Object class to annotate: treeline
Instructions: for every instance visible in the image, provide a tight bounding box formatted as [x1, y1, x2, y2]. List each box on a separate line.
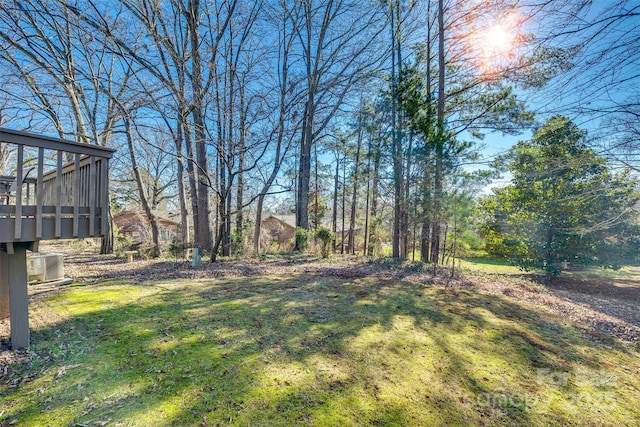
[0, 0, 637, 266]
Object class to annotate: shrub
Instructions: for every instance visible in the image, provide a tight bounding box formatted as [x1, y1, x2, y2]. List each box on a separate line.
[168, 238, 185, 259]
[314, 227, 334, 258]
[295, 227, 309, 251]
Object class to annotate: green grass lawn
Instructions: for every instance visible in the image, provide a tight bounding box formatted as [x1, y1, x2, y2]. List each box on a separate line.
[461, 257, 640, 280]
[562, 266, 640, 281]
[1, 274, 639, 426]
[459, 258, 524, 274]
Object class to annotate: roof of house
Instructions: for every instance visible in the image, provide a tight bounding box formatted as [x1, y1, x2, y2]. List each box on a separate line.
[113, 210, 181, 231]
[263, 214, 296, 228]
[262, 214, 338, 230]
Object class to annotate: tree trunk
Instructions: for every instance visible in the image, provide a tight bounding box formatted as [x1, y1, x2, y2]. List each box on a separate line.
[223, 191, 232, 257]
[235, 83, 247, 245]
[390, 1, 400, 258]
[363, 134, 372, 256]
[421, 0, 434, 264]
[100, 205, 113, 254]
[348, 113, 363, 254]
[176, 118, 189, 245]
[432, 0, 446, 266]
[294, 3, 315, 240]
[332, 155, 340, 253]
[420, 180, 432, 262]
[187, 0, 212, 253]
[390, 0, 405, 259]
[402, 132, 413, 258]
[125, 116, 160, 257]
[295, 89, 314, 237]
[254, 195, 266, 255]
[368, 139, 381, 257]
[340, 159, 348, 254]
[211, 218, 226, 262]
[182, 114, 199, 247]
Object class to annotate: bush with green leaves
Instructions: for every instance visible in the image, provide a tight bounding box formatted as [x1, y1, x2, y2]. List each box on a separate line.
[294, 227, 309, 252]
[314, 227, 334, 258]
[168, 238, 184, 259]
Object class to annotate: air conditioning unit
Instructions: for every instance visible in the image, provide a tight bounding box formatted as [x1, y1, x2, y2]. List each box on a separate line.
[44, 253, 64, 282]
[27, 255, 46, 282]
[26, 253, 64, 283]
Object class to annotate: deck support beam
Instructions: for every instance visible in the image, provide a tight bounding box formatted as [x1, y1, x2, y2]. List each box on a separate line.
[1, 242, 35, 349]
[0, 250, 8, 319]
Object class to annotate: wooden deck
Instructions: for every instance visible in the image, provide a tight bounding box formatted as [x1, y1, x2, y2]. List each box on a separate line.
[0, 128, 114, 349]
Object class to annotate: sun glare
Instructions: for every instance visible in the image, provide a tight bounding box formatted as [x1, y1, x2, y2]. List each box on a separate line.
[484, 24, 513, 55]
[473, 10, 522, 73]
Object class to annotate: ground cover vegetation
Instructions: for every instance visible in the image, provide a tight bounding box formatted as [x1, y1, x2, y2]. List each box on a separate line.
[1, 254, 639, 426]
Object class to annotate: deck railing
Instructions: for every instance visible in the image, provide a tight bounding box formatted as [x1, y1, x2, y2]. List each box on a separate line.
[0, 128, 115, 243]
[0, 128, 116, 349]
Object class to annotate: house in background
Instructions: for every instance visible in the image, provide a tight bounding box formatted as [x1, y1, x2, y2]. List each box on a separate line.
[260, 214, 296, 250]
[113, 210, 181, 244]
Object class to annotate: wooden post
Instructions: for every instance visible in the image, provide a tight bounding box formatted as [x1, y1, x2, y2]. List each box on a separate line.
[73, 153, 81, 237]
[36, 147, 44, 239]
[14, 145, 23, 240]
[8, 244, 29, 349]
[101, 158, 109, 237]
[55, 151, 63, 238]
[89, 156, 96, 236]
[124, 250, 137, 263]
[0, 250, 8, 319]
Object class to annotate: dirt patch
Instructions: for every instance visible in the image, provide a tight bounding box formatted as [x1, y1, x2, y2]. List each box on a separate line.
[465, 273, 640, 344]
[538, 271, 640, 343]
[546, 271, 640, 303]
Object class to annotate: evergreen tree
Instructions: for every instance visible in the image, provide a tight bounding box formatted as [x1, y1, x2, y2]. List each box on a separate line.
[482, 116, 640, 274]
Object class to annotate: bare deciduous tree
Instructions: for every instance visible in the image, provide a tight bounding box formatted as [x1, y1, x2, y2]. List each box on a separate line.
[292, 0, 386, 247]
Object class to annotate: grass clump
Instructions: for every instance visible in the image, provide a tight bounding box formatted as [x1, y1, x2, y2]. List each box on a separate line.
[1, 275, 639, 426]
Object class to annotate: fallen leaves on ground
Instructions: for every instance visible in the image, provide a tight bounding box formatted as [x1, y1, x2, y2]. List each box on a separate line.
[2, 242, 639, 348]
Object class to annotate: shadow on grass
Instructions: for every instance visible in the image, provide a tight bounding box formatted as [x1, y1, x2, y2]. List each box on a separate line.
[1, 273, 638, 426]
[518, 272, 640, 337]
[544, 274, 640, 304]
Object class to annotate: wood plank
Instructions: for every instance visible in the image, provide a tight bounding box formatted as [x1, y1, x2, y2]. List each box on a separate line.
[0, 205, 90, 215]
[14, 145, 23, 240]
[73, 153, 80, 237]
[101, 158, 109, 236]
[8, 244, 29, 349]
[55, 151, 62, 238]
[36, 147, 44, 239]
[0, 250, 8, 319]
[89, 156, 96, 236]
[0, 217, 93, 242]
[0, 128, 115, 158]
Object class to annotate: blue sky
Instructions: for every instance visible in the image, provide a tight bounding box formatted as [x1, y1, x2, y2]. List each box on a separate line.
[472, 1, 640, 192]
